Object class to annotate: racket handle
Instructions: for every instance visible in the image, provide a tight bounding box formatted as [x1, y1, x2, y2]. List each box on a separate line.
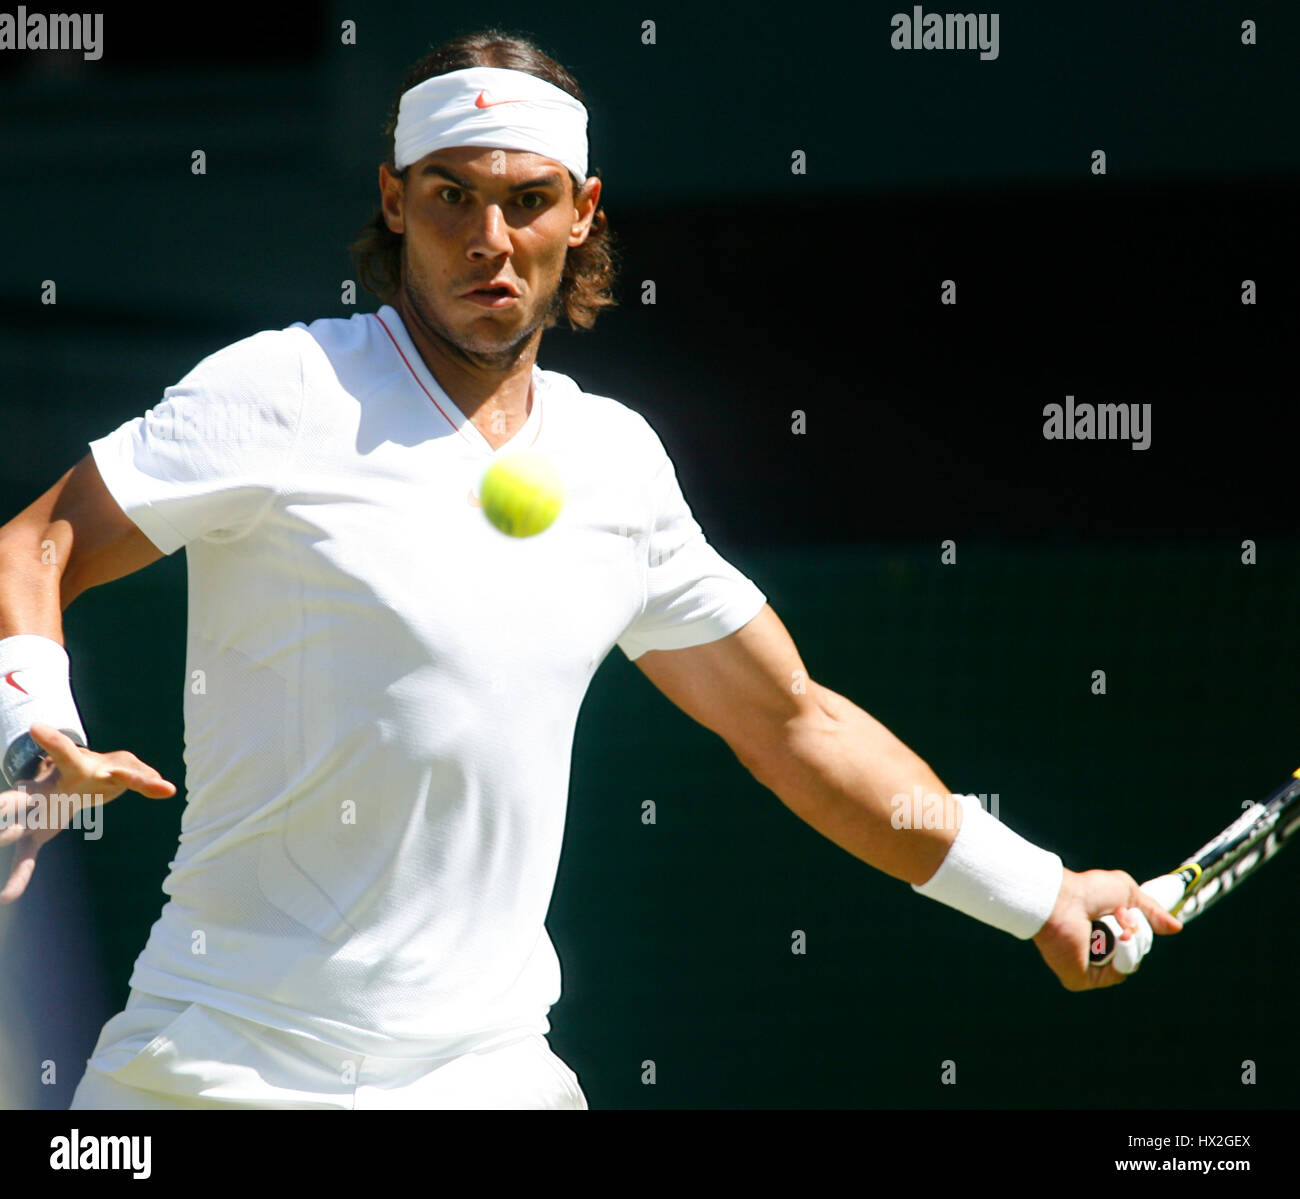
[1088, 874, 1187, 967]
[1088, 914, 1127, 967]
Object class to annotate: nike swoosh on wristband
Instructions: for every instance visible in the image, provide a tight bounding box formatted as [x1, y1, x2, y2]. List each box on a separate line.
[467, 489, 482, 508]
[4, 671, 28, 695]
[475, 92, 527, 108]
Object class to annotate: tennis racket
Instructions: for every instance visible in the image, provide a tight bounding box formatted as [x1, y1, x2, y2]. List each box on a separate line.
[1090, 766, 1300, 967]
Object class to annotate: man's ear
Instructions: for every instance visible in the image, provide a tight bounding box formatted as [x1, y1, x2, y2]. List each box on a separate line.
[379, 163, 405, 235]
[569, 176, 601, 247]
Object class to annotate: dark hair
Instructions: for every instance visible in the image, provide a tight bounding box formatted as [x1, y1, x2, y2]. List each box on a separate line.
[349, 29, 619, 332]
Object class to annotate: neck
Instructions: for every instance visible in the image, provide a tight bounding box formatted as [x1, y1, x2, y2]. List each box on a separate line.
[393, 292, 539, 434]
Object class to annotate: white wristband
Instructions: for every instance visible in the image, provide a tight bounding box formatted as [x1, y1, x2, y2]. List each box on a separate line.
[0, 635, 88, 786]
[911, 793, 1063, 939]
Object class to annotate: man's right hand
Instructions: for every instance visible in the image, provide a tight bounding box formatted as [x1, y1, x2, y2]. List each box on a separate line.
[1032, 865, 1183, 990]
[0, 722, 176, 903]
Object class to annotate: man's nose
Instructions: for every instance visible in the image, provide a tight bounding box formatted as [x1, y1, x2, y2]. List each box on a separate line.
[469, 203, 513, 257]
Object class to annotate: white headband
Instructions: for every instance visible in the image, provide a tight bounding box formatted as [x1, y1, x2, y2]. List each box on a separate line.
[393, 66, 588, 185]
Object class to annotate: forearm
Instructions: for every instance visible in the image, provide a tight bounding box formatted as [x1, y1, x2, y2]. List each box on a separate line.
[746, 681, 960, 886]
[0, 520, 71, 641]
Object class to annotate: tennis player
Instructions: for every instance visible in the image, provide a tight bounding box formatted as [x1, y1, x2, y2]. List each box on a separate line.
[0, 30, 1180, 1110]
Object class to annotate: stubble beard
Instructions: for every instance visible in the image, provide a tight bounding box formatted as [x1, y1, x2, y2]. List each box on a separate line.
[399, 241, 566, 373]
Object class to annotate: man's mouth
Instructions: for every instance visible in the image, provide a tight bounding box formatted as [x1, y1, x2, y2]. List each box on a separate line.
[462, 286, 520, 309]
[462, 278, 521, 297]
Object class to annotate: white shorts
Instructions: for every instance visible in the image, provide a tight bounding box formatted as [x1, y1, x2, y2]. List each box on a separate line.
[70, 990, 588, 1110]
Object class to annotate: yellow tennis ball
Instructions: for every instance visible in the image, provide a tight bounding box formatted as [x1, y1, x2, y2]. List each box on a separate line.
[479, 450, 565, 538]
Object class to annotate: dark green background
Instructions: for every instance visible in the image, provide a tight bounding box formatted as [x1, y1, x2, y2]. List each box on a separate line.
[2, 0, 1297, 1110]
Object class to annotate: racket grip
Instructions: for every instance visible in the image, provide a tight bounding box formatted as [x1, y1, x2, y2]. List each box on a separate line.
[1089, 874, 1187, 967]
[1089, 914, 1126, 967]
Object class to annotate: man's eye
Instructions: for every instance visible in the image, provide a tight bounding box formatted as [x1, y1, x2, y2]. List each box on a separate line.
[436, 188, 544, 209]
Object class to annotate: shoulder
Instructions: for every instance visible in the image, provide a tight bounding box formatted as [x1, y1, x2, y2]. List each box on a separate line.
[155, 322, 322, 447]
[536, 367, 670, 467]
[178, 310, 399, 408]
[175, 323, 312, 388]
[186, 310, 389, 380]
[288, 309, 417, 402]
[292, 309, 391, 360]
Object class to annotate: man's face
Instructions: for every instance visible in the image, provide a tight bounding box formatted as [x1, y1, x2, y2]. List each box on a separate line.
[380, 146, 601, 365]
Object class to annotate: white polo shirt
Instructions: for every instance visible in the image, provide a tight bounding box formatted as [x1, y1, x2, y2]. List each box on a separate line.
[87, 305, 766, 1058]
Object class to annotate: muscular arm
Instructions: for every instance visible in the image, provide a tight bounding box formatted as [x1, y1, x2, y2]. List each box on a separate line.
[635, 603, 1184, 990]
[633, 604, 961, 885]
[0, 452, 163, 639]
[0, 453, 175, 904]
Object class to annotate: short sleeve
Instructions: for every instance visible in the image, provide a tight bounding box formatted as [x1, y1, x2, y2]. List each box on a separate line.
[88, 329, 306, 555]
[616, 431, 767, 662]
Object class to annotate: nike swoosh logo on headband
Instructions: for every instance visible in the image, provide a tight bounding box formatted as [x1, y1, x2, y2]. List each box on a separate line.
[475, 92, 527, 108]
